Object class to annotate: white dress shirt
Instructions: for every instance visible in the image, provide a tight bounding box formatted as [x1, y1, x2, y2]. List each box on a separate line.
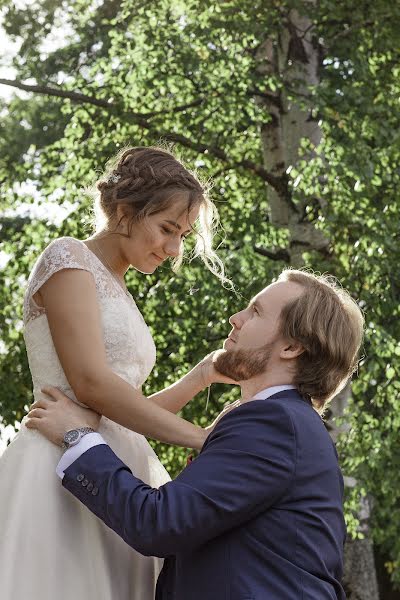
[56, 384, 297, 479]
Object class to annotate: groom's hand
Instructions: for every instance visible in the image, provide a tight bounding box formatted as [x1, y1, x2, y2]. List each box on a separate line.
[25, 386, 101, 446]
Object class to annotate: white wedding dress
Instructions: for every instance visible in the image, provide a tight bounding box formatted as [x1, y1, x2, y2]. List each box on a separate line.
[0, 237, 171, 600]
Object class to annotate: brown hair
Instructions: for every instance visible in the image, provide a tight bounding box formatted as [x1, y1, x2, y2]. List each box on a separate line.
[277, 269, 364, 413]
[89, 146, 231, 286]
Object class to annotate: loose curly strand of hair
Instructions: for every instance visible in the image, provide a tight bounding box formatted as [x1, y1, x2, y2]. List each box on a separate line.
[85, 145, 234, 289]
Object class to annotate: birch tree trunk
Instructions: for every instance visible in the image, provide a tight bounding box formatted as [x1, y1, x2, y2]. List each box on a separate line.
[254, 6, 379, 599]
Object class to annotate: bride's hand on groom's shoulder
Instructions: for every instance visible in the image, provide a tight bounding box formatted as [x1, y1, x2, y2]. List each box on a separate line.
[204, 400, 242, 435]
[198, 351, 238, 388]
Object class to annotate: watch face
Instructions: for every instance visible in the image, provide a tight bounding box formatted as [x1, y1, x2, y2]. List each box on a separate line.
[64, 430, 80, 445]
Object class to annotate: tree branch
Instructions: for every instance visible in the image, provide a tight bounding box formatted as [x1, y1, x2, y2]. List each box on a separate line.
[0, 78, 114, 109]
[253, 245, 290, 262]
[0, 78, 282, 189]
[248, 88, 283, 110]
[327, 15, 393, 42]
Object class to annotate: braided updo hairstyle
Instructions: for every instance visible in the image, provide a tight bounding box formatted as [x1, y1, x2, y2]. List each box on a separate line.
[91, 146, 230, 285]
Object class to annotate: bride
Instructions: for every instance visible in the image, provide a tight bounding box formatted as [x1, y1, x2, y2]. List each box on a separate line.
[0, 146, 232, 600]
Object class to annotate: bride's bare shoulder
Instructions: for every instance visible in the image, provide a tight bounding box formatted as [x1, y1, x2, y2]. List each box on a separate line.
[29, 235, 94, 311]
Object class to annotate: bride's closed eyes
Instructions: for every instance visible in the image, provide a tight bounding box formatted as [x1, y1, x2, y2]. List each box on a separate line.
[160, 225, 191, 240]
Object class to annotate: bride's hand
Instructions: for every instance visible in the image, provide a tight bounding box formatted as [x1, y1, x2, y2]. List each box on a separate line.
[25, 386, 101, 446]
[198, 351, 239, 388]
[204, 400, 242, 435]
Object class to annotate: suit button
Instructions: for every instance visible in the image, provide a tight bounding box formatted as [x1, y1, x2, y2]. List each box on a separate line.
[82, 478, 89, 487]
[92, 487, 99, 496]
[87, 482, 94, 492]
[77, 474, 84, 482]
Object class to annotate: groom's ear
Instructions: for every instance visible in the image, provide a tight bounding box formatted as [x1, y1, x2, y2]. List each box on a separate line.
[280, 339, 305, 361]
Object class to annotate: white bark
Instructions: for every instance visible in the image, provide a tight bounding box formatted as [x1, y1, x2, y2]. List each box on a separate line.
[255, 6, 379, 598]
[344, 537, 380, 600]
[256, 7, 328, 266]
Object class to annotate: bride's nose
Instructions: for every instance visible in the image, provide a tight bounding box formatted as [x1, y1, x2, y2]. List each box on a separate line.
[164, 237, 181, 258]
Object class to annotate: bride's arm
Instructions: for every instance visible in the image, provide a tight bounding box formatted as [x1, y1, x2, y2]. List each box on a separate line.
[148, 364, 207, 414]
[37, 269, 207, 449]
[149, 354, 236, 414]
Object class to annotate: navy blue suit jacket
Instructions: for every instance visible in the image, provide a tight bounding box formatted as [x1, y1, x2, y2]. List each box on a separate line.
[63, 390, 346, 599]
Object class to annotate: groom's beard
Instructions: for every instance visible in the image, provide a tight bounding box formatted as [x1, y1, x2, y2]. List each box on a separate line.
[213, 342, 274, 381]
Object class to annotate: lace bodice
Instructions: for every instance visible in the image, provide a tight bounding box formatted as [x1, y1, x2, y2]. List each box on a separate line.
[23, 237, 156, 404]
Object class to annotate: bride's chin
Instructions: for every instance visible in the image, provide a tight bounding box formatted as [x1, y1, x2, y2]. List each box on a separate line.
[134, 265, 157, 275]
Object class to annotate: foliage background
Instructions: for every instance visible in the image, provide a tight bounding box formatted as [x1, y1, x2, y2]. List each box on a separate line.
[0, 0, 399, 595]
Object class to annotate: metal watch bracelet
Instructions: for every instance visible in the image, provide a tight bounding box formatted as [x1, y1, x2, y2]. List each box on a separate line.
[61, 427, 96, 450]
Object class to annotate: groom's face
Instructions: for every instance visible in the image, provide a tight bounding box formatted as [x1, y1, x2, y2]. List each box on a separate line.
[214, 281, 303, 380]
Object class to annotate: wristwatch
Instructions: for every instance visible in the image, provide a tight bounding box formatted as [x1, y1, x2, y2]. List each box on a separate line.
[62, 427, 96, 450]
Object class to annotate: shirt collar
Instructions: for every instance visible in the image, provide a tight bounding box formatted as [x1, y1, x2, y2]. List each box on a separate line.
[251, 384, 297, 401]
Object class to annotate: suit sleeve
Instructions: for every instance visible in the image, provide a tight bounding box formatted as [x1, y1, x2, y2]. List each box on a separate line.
[62, 401, 296, 556]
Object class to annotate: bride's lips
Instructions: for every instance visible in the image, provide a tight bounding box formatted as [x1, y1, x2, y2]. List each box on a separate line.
[152, 253, 164, 263]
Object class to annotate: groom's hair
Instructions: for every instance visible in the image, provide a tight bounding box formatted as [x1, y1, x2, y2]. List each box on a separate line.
[277, 269, 364, 413]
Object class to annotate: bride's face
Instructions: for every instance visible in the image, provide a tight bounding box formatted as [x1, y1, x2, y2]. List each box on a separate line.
[120, 196, 200, 274]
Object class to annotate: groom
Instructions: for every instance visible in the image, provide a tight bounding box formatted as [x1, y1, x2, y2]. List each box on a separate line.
[27, 269, 364, 599]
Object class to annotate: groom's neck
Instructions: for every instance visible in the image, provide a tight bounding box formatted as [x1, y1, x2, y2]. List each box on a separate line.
[240, 372, 294, 402]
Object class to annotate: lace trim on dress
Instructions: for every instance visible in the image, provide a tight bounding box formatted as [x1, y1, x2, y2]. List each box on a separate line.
[23, 237, 134, 325]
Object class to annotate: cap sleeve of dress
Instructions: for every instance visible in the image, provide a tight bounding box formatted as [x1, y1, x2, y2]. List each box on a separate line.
[24, 237, 93, 324]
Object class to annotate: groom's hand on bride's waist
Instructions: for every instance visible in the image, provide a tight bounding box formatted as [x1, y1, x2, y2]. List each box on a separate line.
[25, 386, 101, 446]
